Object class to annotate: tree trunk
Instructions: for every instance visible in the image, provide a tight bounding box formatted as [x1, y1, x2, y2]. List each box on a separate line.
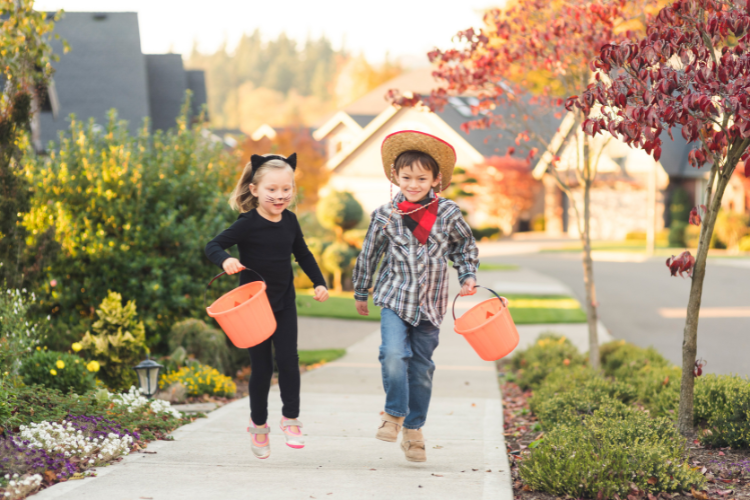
[677, 165, 732, 435]
[581, 137, 600, 369]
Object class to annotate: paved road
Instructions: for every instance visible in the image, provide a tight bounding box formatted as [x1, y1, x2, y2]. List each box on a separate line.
[487, 252, 750, 376]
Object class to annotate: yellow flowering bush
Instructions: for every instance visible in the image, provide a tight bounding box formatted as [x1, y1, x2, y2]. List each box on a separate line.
[159, 363, 235, 398]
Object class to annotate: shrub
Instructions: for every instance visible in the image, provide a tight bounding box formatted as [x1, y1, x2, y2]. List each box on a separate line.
[79, 291, 147, 391]
[510, 334, 585, 390]
[19, 350, 95, 395]
[159, 362, 236, 397]
[0, 288, 45, 377]
[520, 409, 705, 499]
[20, 108, 237, 350]
[625, 231, 646, 240]
[531, 367, 637, 430]
[471, 226, 501, 241]
[168, 319, 232, 375]
[714, 209, 749, 251]
[694, 374, 750, 448]
[321, 241, 358, 291]
[739, 234, 750, 252]
[316, 191, 364, 238]
[633, 365, 681, 418]
[599, 340, 670, 379]
[668, 221, 687, 247]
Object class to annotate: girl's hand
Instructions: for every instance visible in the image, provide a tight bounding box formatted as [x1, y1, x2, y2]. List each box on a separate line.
[355, 301, 369, 316]
[460, 278, 477, 296]
[222, 258, 244, 275]
[313, 286, 329, 302]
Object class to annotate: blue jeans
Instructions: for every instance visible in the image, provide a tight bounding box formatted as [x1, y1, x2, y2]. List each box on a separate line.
[379, 308, 440, 429]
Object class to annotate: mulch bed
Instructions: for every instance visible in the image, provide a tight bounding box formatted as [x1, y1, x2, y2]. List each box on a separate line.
[499, 380, 750, 500]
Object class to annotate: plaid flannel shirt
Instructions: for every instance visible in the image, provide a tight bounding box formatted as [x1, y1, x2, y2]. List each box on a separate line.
[352, 193, 479, 327]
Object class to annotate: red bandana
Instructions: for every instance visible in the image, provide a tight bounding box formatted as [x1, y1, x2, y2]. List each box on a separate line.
[397, 199, 438, 245]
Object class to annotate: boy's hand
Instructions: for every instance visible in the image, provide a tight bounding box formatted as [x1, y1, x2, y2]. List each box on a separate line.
[355, 300, 369, 316]
[460, 278, 477, 296]
[313, 286, 329, 302]
[222, 258, 244, 275]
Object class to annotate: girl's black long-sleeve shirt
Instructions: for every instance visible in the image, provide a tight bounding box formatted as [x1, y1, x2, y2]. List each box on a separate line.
[205, 209, 327, 311]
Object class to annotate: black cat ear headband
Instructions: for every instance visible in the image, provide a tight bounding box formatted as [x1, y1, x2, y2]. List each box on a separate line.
[249, 153, 297, 182]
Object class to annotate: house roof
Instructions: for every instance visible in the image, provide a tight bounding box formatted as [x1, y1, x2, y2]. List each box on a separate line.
[435, 96, 564, 160]
[38, 12, 150, 145]
[145, 54, 186, 131]
[186, 70, 208, 119]
[38, 12, 207, 146]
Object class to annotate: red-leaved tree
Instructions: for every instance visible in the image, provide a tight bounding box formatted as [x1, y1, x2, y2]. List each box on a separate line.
[571, 0, 750, 434]
[458, 156, 540, 235]
[390, 0, 662, 368]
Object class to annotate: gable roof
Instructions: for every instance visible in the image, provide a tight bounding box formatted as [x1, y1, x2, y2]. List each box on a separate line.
[38, 12, 150, 145]
[145, 54, 186, 131]
[37, 12, 207, 146]
[436, 96, 564, 161]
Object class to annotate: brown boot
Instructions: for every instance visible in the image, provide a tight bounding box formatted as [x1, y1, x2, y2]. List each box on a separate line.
[401, 427, 426, 462]
[375, 413, 404, 442]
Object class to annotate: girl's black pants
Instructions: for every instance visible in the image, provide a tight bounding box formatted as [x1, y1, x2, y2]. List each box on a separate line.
[248, 306, 300, 425]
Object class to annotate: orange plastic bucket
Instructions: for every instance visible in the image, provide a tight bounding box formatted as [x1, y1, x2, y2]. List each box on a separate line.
[205, 268, 277, 348]
[453, 286, 519, 361]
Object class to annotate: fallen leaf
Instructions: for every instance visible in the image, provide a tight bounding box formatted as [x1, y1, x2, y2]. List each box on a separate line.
[431, 474, 443, 477]
[648, 477, 658, 485]
[472, 468, 479, 471]
[471, 403, 476, 407]
[486, 469, 492, 472]
[433, 445, 444, 449]
[691, 488, 709, 500]
[44, 470, 56, 483]
[142, 451, 157, 454]
[716, 490, 733, 496]
[719, 451, 725, 456]
[369, 468, 376, 471]
[522, 485, 532, 491]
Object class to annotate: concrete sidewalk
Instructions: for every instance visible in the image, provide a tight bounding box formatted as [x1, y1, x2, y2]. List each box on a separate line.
[35, 277, 512, 500]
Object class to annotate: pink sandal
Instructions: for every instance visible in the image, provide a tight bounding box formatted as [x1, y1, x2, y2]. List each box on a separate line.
[280, 417, 305, 449]
[247, 422, 271, 459]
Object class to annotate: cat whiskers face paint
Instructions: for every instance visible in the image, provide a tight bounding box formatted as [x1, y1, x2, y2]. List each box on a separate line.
[264, 194, 292, 205]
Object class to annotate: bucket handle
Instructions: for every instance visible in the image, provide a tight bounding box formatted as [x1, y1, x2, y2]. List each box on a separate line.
[451, 286, 508, 321]
[204, 266, 266, 310]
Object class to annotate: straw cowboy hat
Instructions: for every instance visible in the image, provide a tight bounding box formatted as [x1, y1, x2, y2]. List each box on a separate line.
[381, 130, 456, 191]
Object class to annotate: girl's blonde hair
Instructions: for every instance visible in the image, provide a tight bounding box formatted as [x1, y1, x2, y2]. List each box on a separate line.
[229, 155, 295, 212]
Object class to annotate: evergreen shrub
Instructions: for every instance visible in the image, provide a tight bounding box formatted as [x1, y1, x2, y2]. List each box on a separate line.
[510, 334, 585, 390]
[520, 410, 705, 498]
[19, 350, 95, 395]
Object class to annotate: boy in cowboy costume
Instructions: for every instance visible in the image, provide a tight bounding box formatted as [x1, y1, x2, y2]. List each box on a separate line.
[352, 130, 479, 462]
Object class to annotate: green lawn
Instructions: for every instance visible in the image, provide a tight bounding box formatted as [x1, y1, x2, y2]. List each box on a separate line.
[296, 289, 585, 324]
[296, 290, 381, 321]
[503, 294, 587, 324]
[298, 349, 346, 366]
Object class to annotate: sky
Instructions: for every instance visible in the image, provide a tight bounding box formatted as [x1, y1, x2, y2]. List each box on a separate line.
[34, 0, 502, 64]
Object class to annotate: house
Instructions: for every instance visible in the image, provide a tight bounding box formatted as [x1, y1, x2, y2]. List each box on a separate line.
[35, 12, 207, 151]
[532, 121, 717, 240]
[313, 68, 561, 230]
